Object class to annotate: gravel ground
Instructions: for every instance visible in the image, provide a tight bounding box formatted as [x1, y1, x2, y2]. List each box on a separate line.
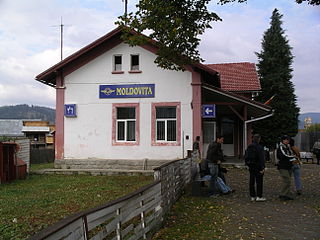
[215, 163, 320, 240]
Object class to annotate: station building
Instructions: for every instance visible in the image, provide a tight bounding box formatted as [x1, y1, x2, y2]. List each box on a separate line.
[36, 27, 272, 169]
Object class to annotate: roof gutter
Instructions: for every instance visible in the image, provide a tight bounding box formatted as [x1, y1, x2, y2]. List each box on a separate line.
[243, 110, 274, 152]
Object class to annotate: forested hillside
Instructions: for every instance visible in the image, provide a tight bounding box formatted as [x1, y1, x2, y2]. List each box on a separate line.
[0, 104, 55, 123]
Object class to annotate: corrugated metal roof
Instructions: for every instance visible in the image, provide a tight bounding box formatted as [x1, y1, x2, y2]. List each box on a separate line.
[0, 120, 24, 137]
[206, 62, 261, 92]
[21, 126, 50, 132]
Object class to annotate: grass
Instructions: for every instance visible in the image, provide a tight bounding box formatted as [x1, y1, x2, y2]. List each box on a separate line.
[0, 173, 153, 240]
[29, 162, 54, 171]
[152, 194, 227, 240]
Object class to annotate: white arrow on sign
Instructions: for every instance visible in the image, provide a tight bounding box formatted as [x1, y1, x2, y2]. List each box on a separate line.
[205, 107, 213, 115]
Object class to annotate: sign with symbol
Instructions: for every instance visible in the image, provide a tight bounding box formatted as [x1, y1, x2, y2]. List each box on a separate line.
[202, 104, 216, 118]
[99, 84, 155, 98]
[64, 104, 77, 117]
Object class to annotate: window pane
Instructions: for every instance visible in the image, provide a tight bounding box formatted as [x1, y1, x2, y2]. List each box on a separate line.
[115, 64, 121, 71]
[114, 55, 122, 71]
[156, 121, 165, 140]
[117, 121, 125, 140]
[127, 121, 136, 141]
[131, 55, 139, 70]
[167, 120, 176, 141]
[117, 107, 135, 119]
[156, 107, 176, 119]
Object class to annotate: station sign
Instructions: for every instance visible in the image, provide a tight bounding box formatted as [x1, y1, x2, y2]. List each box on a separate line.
[99, 84, 155, 98]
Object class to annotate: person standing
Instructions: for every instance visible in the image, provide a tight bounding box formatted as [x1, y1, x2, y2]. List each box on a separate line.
[206, 135, 224, 197]
[192, 135, 203, 180]
[193, 136, 201, 163]
[312, 139, 320, 165]
[245, 134, 266, 202]
[277, 135, 296, 200]
[290, 138, 302, 195]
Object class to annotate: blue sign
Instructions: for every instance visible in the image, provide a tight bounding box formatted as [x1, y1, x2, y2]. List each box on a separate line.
[99, 84, 155, 98]
[64, 104, 77, 117]
[202, 104, 216, 118]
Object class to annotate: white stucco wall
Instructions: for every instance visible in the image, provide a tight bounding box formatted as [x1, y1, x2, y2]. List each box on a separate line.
[64, 43, 193, 160]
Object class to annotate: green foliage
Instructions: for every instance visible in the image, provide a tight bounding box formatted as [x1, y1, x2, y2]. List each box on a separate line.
[116, 0, 221, 71]
[0, 174, 153, 239]
[306, 123, 320, 132]
[296, 0, 320, 5]
[0, 104, 55, 123]
[0, 136, 13, 142]
[253, 9, 299, 148]
[219, 0, 320, 5]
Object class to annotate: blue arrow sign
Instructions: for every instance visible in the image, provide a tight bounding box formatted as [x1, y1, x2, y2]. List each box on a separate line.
[64, 104, 77, 117]
[202, 104, 216, 118]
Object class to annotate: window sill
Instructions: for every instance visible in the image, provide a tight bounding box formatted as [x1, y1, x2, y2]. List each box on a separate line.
[128, 70, 142, 74]
[112, 141, 139, 146]
[112, 71, 124, 74]
[151, 141, 180, 146]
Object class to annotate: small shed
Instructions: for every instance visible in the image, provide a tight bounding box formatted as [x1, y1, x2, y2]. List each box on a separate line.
[0, 142, 27, 184]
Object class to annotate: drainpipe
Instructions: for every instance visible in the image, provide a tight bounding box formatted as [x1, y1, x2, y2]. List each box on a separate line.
[243, 110, 274, 153]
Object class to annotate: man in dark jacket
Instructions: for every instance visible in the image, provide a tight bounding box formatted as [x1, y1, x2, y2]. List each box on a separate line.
[277, 135, 296, 200]
[245, 134, 266, 202]
[206, 135, 224, 197]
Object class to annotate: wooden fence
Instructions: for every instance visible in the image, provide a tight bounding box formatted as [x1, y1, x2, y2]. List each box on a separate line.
[30, 148, 55, 164]
[29, 157, 197, 240]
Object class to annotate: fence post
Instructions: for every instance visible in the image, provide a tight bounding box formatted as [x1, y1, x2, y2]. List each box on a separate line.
[154, 169, 161, 181]
[116, 208, 122, 240]
[82, 216, 89, 240]
[139, 193, 147, 240]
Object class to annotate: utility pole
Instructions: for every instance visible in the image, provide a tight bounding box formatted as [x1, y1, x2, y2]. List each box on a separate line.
[51, 17, 70, 61]
[123, 0, 128, 16]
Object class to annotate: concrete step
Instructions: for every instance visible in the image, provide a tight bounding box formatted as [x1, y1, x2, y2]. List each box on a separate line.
[30, 168, 154, 176]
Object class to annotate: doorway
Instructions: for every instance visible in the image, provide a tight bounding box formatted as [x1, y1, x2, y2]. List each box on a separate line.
[221, 118, 235, 156]
[202, 121, 216, 158]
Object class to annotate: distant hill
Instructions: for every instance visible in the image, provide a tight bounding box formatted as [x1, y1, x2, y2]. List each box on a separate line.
[0, 104, 55, 123]
[299, 112, 320, 129]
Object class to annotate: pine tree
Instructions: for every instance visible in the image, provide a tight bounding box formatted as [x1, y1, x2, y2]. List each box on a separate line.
[253, 8, 300, 148]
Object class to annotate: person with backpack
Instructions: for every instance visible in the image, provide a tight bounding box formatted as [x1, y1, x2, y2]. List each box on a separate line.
[206, 135, 234, 197]
[245, 134, 266, 202]
[206, 135, 224, 197]
[290, 138, 302, 195]
[277, 135, 296, 200]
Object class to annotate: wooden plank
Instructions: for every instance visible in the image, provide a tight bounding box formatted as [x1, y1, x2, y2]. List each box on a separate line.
[120, 194, 161, 224]
[45, 218, 85, 240]
[87, 201, 127, 230]
[91, 190, 161, 239]
[87, 210, 116, 231]
[119, 223, 134, 239]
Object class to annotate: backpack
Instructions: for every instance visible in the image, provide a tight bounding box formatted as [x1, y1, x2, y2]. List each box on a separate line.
[245, 144, 258, 166]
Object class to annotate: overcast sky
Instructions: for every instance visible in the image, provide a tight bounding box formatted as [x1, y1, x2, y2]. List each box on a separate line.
[0, 0, 319, 113]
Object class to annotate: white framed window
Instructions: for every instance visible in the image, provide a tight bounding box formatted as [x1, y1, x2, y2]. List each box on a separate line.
[151, 102, 181, 146]
[156, 107, 177, 141]
[116, 107, 136, 142]
[130, 54, 139, 71]
[113, 55, 122, 71]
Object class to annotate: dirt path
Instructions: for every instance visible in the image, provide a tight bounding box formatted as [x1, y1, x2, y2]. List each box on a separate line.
[217, 163, 320, 240]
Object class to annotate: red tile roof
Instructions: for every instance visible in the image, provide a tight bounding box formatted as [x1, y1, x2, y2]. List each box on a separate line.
[206, 62, 261, 92]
